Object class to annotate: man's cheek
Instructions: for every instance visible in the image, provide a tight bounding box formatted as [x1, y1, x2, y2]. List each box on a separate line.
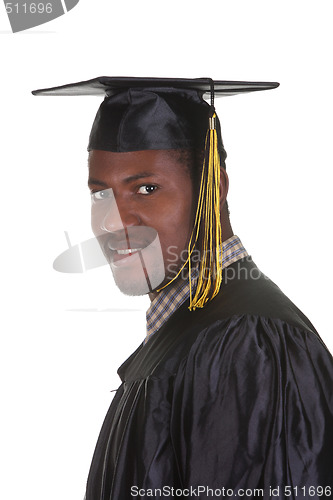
[164, 246, 179, 278]
[164, 246, 190, 279]
[167, 246, 178, 263]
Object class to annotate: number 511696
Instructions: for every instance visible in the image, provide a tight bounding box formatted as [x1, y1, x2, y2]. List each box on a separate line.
[5, 3, 53, 14]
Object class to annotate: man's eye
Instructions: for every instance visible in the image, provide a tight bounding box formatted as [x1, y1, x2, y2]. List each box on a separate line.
[91, 190, 111, 201]
[137, 185, 157, 195]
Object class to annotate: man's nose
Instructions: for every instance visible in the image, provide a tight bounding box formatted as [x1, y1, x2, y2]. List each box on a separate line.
[92, 194, 140, 235]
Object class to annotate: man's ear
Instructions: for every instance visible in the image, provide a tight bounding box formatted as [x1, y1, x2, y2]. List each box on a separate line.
[219, 167, 229, 210]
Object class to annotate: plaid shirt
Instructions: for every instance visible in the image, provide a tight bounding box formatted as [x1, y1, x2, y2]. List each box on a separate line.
[145, 235, 248, 343]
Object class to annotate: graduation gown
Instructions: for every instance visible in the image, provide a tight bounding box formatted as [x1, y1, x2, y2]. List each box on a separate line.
[85, 258, 333, 499]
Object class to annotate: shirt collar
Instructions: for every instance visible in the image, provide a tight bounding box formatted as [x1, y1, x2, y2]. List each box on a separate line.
[145, 235, 248, 343]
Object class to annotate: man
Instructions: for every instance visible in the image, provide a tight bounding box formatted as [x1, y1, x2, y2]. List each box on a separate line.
[33, 77, 332, 499]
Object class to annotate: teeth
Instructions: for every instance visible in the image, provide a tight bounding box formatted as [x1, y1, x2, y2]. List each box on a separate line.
[116, 249, 140, 255]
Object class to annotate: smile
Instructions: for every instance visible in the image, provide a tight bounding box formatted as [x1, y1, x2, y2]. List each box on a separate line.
[111, 248, 143, 268]
[95, 227, 159, 266]
[116, 248, 141, 255]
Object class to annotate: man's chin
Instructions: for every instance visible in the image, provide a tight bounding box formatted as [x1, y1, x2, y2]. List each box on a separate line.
[110, 256, 165, 296]
[112, 275, 151, 296]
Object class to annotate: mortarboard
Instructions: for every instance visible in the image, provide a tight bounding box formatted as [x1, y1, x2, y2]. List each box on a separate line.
[32, 76, 279, 155]
[33, 76, 279, 309]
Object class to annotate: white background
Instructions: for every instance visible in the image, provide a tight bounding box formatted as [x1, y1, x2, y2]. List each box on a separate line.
[1, 1, 332, 499]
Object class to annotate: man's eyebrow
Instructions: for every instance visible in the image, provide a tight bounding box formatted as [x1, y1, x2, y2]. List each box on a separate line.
[88, 172, 156, 188]
[123, 172, 156, 184]
[87, 177, 108, 188]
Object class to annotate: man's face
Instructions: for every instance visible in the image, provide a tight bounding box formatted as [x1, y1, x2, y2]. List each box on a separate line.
[88, 149, 195, 296]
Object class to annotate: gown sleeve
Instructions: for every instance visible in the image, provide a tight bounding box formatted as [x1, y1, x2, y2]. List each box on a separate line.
[170, 314, 333, 499]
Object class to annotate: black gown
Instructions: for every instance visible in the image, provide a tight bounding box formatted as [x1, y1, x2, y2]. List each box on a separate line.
[85, 258, 333, 499]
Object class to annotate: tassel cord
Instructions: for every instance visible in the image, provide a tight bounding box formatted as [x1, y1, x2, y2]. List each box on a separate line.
[157, 113, 223, 311]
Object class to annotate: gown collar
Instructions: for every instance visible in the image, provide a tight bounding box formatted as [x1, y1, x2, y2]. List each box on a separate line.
[145, 235, 248, 343]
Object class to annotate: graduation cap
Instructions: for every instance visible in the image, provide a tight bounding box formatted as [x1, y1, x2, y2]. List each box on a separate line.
[33, 76, 279, 309]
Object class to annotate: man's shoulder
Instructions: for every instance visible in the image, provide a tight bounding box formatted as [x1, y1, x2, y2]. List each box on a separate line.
[119, 258, 329, 381]
[169, 258, 332, 384]
[190, 257, 316, 334]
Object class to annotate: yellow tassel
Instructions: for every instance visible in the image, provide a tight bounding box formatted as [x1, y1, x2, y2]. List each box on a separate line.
[157, 113, 223, 309]
[188, 113, 223, 310]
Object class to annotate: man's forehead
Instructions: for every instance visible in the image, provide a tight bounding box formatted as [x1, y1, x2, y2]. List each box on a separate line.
[88, 149, 185, 170]
[87, 149, 191, 186]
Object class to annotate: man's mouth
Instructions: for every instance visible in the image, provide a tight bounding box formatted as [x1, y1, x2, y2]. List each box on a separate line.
[115, 248, 141, 255]
[95, 227, 158, 265]
[108, 240, 144, 254]
[110, 247, 145, 266]
[92, 226, 165, 290]
[106, 242, 145, 263]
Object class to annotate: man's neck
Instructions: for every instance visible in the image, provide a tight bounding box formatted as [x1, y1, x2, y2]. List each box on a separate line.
[148, 224, 234, 302]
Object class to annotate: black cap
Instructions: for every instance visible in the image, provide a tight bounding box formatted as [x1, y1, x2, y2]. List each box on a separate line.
[32, 76, 279, 155]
